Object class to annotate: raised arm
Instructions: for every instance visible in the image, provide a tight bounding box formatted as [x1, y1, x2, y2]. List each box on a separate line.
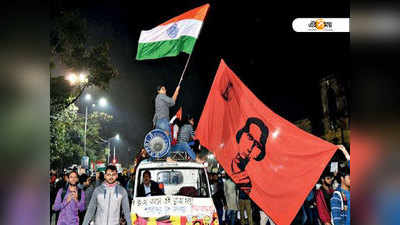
[337, 145, 350, 161]
[53, 189, 69, 211]
[172, 85, 180, 102]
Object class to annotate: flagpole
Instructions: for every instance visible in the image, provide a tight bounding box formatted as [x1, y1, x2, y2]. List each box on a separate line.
[177, 5, 209, 87]
[178, 53, 192, 86]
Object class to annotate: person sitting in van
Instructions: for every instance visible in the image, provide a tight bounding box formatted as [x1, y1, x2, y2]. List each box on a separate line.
[137, 170, 164, 197]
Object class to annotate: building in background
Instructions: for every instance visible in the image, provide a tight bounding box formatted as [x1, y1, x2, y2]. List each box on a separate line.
[319, 74, 350, 147]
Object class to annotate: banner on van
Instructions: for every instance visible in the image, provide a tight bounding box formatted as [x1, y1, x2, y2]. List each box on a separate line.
[134, 196, 193, 217]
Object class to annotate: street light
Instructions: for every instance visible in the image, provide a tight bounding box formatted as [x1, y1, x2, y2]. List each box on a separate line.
[98, 135, 119, 165]
[83, 94, 107, 156]
[79, 73, 88, 83]
[83, 94, 91, 156]
[66, 73, 78, 85]
[113, 134, 120, 164]
[85, 94, 92, 101]
[66, 72, 88, 85]
[99, 98, 107, 107]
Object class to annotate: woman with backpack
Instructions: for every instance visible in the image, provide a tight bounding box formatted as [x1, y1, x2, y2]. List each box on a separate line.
[53, 171, 85, 225]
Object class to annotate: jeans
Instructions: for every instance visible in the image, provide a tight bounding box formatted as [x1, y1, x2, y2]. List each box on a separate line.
[304, 206, 319, 225]
[226, 210, 238, 225]
[156, 118, 171, 136]
[217, 207, 224, 225]
[169, 142, 196, 160]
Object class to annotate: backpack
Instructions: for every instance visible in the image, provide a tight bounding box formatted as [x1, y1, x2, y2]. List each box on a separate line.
[330, 191, 344, 225]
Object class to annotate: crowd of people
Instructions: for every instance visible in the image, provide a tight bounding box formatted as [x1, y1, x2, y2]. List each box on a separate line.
[50, 152, 350, 225]
[50, 165, 134, 225]
[50, 84, 350, 225]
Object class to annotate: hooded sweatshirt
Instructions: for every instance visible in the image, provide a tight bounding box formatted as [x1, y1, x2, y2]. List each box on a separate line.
[82, 182, 131, 225]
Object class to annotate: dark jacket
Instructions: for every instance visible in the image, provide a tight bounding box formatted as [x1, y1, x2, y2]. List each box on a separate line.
[211, 180, 227, 209]
[137, 180, 164, 197]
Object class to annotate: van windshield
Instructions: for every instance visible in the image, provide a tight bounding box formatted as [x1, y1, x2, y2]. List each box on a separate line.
[136, 167, 210, 198]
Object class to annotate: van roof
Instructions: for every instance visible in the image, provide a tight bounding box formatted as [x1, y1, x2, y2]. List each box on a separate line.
[137, 160, 206, 170]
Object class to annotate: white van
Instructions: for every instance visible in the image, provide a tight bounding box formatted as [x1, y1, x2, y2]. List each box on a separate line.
[131, 160, 219, 225]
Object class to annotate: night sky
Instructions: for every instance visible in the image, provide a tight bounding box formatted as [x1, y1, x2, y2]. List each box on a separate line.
[54, 0, 349, 166]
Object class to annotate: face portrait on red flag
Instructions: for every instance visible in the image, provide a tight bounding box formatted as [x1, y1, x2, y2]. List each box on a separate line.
[196, 59, 338, 225]
[231, 117, 269, 194]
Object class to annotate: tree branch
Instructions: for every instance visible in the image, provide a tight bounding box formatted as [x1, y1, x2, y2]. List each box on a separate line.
[57, 84, 88, 113]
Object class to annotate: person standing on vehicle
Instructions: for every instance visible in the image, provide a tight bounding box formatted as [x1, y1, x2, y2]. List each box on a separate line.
[82, 165, 131, 225]
[53, 171, 85, 225]
[153, 84, 180, 136]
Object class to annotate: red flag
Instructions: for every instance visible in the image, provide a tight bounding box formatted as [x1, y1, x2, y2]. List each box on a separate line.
[195, 59, 337, 225]
[176, 107, 182, 120]
[170, 107, 183, 124]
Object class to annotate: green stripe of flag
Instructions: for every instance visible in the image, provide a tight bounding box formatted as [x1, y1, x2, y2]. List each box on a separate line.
[136, 36, 197, 60]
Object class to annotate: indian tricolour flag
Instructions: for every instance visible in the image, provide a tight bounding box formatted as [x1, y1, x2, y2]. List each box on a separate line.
[136, 4, 210, 60]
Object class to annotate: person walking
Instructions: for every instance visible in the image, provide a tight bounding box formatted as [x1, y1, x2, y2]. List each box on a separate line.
[316, 170, 334, 225]
[224, 175, 239, 225]
[211, 173, 227, 225]
[238, 188, 253, 225]
[82, 165, 131, 225]
[331, 168, 350, 225]
[52, 171, 85, 225]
